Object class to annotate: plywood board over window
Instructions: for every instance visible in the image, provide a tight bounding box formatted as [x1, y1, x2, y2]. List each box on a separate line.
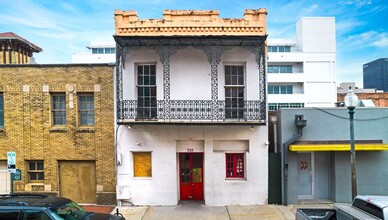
[133, 152, 152, 177]
[59, 161, 96, 203]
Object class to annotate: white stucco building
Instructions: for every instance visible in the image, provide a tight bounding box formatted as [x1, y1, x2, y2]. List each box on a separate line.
[114, 9, 268, 206]
[72, 40, 116, 64]
[267, 17, 337, 110]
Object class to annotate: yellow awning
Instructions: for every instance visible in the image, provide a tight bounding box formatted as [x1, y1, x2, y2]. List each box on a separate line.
[289, 144, 388, 152]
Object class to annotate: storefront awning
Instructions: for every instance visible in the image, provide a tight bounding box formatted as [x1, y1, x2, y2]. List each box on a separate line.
[289, 143, 388, 152]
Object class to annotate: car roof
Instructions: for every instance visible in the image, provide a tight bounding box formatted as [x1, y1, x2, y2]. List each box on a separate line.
[0, 194, 70, 207]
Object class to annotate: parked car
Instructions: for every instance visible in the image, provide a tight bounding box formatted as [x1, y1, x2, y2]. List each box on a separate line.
[0, 194, 125, 220]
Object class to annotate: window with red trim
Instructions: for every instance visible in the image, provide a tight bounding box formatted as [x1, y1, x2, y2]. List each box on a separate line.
[226, 153, 244, 178]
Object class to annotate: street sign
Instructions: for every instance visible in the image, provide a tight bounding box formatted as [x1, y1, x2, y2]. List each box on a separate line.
[13, 169, 22, 181]
[7, 151, 16, 173]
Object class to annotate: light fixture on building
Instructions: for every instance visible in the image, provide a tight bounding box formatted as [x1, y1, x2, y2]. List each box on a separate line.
[344, 88, 358, 200]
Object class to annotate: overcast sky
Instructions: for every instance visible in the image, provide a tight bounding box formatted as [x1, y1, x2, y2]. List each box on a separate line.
[1, 0, 387, 87]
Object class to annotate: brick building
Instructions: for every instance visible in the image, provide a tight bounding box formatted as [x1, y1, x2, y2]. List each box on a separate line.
[338, 92, 388, 107]
[0, 32, 42, 64]
[0, 64, 116, 205]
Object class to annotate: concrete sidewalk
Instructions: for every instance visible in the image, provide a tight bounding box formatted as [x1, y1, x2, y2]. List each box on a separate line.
[112, 202, 334, 220]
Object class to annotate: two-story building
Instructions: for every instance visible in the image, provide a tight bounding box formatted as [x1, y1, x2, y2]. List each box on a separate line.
[114, 9, 268, 205]
[0, 64, 116, 205]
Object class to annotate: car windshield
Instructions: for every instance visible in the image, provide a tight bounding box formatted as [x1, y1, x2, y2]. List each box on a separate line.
[50, 201, 89, 220]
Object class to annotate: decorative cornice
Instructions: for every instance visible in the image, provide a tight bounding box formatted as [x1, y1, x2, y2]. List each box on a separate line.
[114, 36, 266, 47]
[114, 9, 267, 37]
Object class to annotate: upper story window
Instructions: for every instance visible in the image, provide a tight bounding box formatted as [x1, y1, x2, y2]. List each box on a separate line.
[268, 85, 293, 94]
[0, 93, 3, 128]
[268, 103, 304, 111]
[27, 161, 44, 183]
[268, 65, 293, 73]
[52, 93, 66, 126]
[226, 153, 245, 178]
[225, 65, 245, 119]
[105, 48, 116, 54]
[268, 46, 291, 52]
[92, 47, 116, 54]
[137, 64, 157, 119]
[78, 93, 94, 126]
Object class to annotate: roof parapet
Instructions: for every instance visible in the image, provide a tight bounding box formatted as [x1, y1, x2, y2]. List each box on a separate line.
[114, 9, 267, 37]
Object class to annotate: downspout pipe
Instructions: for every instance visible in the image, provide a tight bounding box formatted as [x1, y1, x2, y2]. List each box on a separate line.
[281, 114, 307, 205]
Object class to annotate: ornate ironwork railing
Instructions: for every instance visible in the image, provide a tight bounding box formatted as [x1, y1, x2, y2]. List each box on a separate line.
[120, 100, 265, 122]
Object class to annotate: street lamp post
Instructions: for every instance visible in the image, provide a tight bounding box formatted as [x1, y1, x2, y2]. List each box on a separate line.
[344, 89, 359, 200]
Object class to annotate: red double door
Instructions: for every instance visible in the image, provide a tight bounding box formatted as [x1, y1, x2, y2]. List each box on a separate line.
[179, 153, 204, 200]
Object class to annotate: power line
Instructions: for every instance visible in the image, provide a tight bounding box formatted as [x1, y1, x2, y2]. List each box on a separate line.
[313, 107, 388, 121]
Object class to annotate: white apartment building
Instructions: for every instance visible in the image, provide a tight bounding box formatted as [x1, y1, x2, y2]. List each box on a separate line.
[72, 40, 116, 64]
[114, 9, 268, 206]
[267, 17, 337, 110]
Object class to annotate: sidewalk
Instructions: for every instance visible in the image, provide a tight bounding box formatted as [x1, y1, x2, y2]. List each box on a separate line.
[111, 202, 334, 220]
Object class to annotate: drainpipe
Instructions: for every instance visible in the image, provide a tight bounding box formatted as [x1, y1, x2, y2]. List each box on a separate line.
[281, 114, 307, 205]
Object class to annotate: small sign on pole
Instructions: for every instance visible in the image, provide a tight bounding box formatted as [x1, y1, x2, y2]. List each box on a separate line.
[7, 152, 16, 173]
[13, 169, 22, 181]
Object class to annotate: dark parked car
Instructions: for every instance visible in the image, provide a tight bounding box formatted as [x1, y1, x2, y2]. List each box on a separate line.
[0, 194, 125, 220]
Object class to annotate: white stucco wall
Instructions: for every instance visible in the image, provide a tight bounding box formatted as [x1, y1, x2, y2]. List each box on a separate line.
[170, 48, 211, 100]
[116, 125, 268, 205]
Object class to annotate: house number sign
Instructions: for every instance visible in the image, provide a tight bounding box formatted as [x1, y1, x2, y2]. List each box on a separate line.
[187, 148, 194, 152]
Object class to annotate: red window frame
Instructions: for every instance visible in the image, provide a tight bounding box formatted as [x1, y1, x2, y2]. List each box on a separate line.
[226, 153, 245, 178]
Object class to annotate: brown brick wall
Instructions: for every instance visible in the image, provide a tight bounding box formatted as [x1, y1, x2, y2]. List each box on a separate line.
[97, 192, 117, 205]
[0, 64, 116, 204]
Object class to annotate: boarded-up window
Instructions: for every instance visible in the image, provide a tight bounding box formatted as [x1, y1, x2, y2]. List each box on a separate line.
[133, 152, 152, 177]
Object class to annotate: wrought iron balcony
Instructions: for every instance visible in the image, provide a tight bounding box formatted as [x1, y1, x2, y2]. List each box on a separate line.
[118, 100, 265, 124]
